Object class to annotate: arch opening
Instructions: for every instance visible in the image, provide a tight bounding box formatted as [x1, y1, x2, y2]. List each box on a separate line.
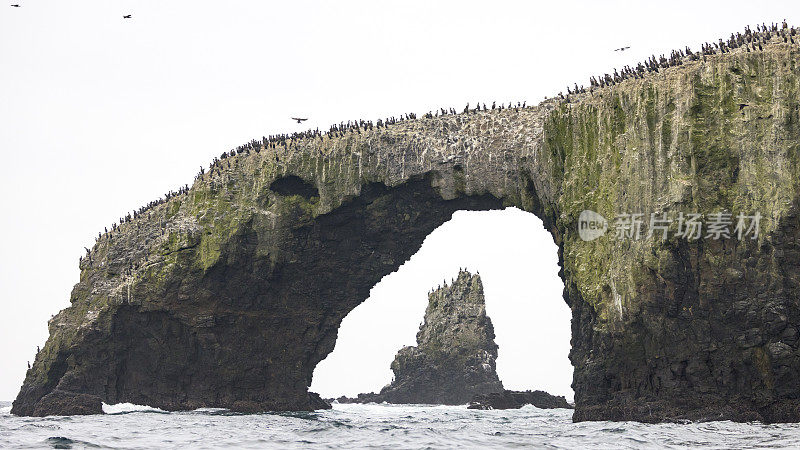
[310, 207, 572, 403]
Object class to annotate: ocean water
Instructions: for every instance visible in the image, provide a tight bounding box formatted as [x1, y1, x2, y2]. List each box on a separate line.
[3, 401, 800, 449]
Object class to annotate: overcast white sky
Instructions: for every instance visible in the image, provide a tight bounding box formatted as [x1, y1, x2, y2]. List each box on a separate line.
[1, 1, 798, 403]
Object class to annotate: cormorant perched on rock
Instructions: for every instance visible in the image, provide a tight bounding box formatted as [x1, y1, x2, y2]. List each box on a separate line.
[27, 361, 30, 369]
[291, 117, 308, 124]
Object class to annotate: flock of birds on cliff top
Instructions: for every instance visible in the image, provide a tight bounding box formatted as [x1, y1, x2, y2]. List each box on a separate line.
[77, 21, 798, 265]
[429, 268, 480, 294]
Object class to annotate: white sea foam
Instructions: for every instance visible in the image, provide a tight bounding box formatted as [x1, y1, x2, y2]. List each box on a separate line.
[102, 402, 166, 414]
[192, 407, 228, 413]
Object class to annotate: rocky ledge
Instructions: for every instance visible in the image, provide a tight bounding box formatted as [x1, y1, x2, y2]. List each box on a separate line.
[468, 390, 572, 410]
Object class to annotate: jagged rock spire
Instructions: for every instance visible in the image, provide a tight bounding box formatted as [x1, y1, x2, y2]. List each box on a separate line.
[352, 270, 504, 405]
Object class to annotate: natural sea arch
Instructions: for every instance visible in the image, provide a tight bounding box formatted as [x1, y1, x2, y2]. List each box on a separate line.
[309, 208, 572, 401]
[12, 43, 800, 422]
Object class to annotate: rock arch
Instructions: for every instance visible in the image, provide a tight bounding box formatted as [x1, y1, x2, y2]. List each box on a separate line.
[13, 42, 800, 422]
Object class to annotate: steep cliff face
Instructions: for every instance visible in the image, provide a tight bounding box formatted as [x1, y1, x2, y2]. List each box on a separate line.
[13, 31, 800, 422]
[355, 271, 504, 404]
[554, 43, 800, 423]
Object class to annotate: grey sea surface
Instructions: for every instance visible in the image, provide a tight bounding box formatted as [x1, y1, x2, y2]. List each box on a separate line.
[3, 400, 800, 449]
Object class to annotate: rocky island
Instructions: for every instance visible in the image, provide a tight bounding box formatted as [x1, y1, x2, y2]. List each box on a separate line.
[339, 270, 504, 404]
[13, 25, 800, 423]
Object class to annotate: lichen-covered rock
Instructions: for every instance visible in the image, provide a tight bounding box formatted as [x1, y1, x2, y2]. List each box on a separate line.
[13, 30, 800, 422]
[349, 270, 504, 405]
[555, 41, 800, 424]
[468, 390, 572, 410]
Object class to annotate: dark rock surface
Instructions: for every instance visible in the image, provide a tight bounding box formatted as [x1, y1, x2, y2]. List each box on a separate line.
[29, 390, 104, 416]
[344, 271, 504, 405]
[13, 30, 800, 422]
[468, 390, 572, 410]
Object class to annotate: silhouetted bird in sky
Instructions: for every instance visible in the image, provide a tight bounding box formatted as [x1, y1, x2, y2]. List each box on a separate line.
[123, 14, 132, 19]
[11, 4, 21, 7]
[291, 117, 308, 124]
[614, 46, 630, 52]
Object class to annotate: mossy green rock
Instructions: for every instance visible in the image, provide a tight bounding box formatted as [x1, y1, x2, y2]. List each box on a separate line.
[12, 37, 800, 422]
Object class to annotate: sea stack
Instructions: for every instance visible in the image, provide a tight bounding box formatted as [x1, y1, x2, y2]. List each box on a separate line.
[362, 270, 504, 404]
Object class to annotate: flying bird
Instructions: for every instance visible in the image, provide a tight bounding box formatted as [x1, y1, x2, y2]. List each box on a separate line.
[614, 46, 630, 52]
[123, 14, 132, 19]
[11, 4, 20, 7]
[291, 117, 308, 124]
